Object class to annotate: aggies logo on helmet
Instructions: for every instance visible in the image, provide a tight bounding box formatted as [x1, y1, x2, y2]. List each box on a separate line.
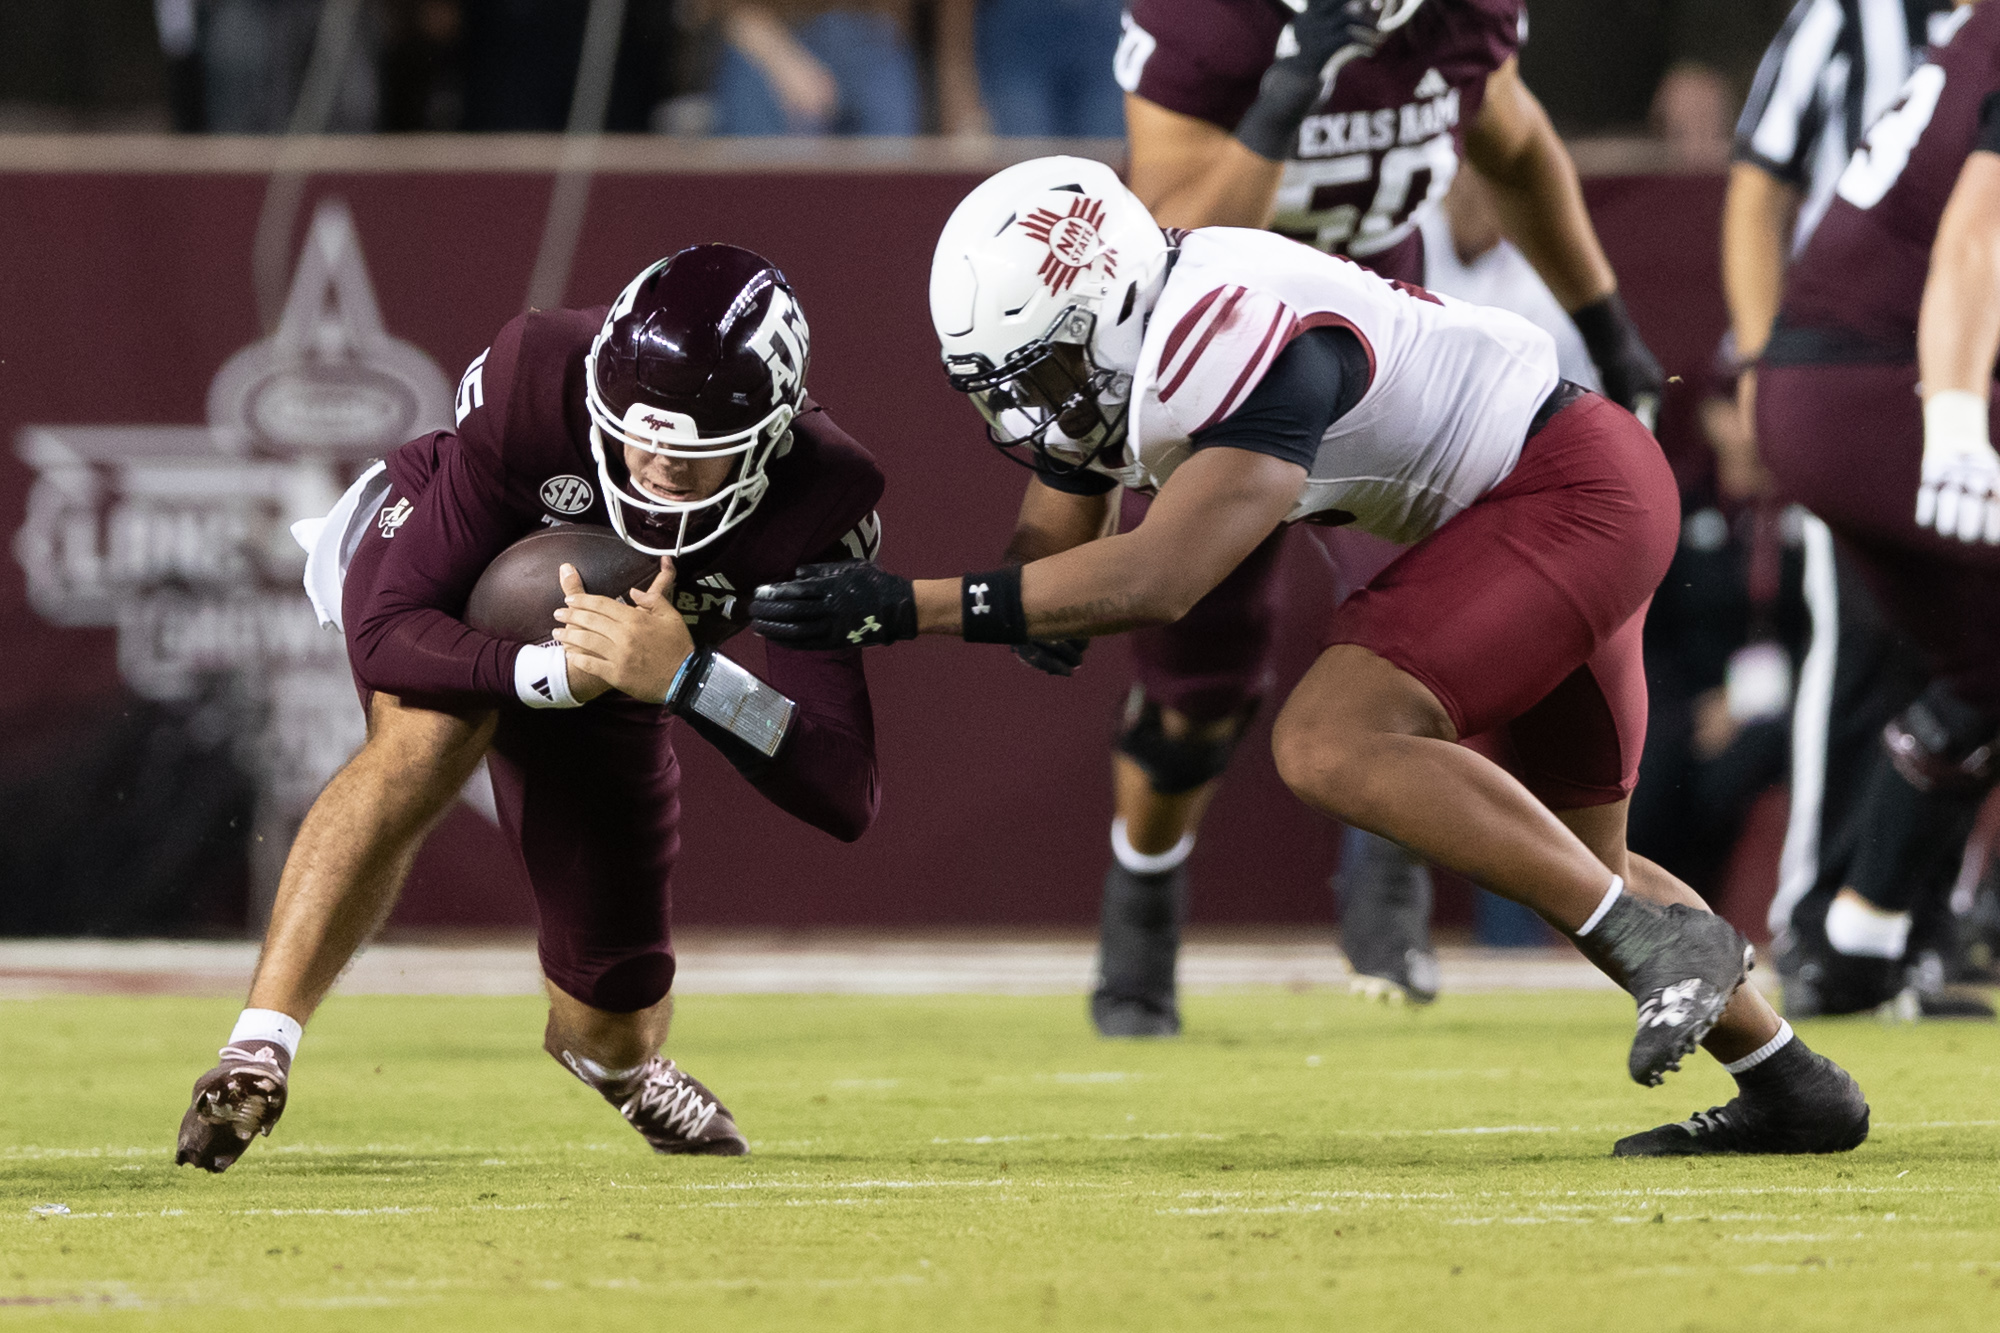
[1020, 197, 1117, 295]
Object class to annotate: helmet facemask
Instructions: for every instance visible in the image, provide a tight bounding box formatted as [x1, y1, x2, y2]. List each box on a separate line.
[583, 359, 795, 557]
[945, 304, 1130, 477]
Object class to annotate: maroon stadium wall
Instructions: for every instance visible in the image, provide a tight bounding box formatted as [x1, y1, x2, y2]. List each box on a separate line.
[0, 139, 1727, 933]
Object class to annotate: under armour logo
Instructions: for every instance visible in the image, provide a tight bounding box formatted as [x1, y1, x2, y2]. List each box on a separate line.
[968, 582, 991, 615]
[847, 615, 881, 644]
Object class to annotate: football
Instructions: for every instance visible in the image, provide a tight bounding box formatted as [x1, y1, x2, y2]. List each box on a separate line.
[461, 524, 663, 643]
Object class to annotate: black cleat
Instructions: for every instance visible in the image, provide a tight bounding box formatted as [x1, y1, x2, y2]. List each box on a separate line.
[1091, 860, 1186, 1038]
[1334, 830, 1439, 1005]
[1613, 1044, 1870, 1156]
[1881, 949, 1996, 1021]
[1579, 894, 1752, 1086]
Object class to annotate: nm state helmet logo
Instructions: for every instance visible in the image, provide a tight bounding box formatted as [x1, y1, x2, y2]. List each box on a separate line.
[1020, 197, 1117, 295]
[540, 474, 594, 515]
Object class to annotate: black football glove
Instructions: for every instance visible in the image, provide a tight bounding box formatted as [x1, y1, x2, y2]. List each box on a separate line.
[751, 562, 918, 650]
[1013, 637, 1089, 677]
[1236, 0, 1389, 161]
[1571, 292, 1665, 432]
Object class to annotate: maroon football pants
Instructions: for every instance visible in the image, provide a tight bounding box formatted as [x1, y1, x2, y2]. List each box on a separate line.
[1758, 361, 2000, 714]
[1322, 392, 1680, 808]
[342, 496, 682, 1014]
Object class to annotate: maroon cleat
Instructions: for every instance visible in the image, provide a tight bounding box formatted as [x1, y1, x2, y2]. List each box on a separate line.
[175, 1041, 291, 1173]
[561, 1053, 749, 1156]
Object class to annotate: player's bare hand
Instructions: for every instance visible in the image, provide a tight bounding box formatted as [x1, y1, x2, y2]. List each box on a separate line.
[554, 558, 695, 702]
[175, 1040, 290, 1173]
[550, 562, 615, 702]
[1916, 392, 2000, 544]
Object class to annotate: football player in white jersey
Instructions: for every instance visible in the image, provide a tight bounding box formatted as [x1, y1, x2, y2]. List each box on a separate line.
[753, 157, 1871, 1155]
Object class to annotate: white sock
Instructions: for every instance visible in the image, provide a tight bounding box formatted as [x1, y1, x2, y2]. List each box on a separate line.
[1722, 1020, 1795, 1075]
[1824, 893, 1911, 960]
[228, 1008, 303, 1059]
[1573, 875, 1624, 937]
[1110, 818, 1194, 876]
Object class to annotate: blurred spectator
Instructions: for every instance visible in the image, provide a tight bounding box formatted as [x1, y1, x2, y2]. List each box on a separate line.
[378, 0, 463, 131]
[1519, 0, 1795, 165]
[196, 0, 381, 133]
[932, 0, 1121, 137]
[0, 0, 170, 130]
[462, 0, 678, 131]
[707, 0, 921, 135]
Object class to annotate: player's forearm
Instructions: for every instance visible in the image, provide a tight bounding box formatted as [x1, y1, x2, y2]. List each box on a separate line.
[1721, 162, 1799, 362]
[1002, 484, 1117, 564]
[347, 604, 522, 703]
[1477, 122, 1616, 311]
[1918, 153, 2000, 400]
[1125, 96, 1283, 229]
[914, 533, 1186, 640]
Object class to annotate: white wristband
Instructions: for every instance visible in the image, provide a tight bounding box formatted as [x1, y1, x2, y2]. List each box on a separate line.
[1924, 390, 1991, 452]
[514, 641, 580, 709]
[229, 1008, 303, 1059]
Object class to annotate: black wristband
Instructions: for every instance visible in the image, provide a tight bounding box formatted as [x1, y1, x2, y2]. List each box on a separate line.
[1568, 292, 1632, 367]
[961, 566, 1029, 644]
[1234, 60, 1321, 162]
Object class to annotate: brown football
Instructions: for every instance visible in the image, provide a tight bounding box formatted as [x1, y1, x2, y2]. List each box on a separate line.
[462, 524, 663, 643]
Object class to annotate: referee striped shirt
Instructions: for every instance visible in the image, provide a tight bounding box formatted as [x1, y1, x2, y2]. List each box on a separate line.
[1734, 0, 1960, 249]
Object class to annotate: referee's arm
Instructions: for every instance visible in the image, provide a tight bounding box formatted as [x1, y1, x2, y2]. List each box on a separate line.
[1723, 0, 1837, 408]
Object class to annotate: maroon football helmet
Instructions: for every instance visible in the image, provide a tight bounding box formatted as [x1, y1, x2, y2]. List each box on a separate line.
[585, 244, 810, 555]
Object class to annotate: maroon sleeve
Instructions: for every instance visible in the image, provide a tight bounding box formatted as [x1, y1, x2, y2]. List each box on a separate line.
[347, 316, 539, 703]
[685, 416, 885, 841]
[738, 639, 878, 842]
[1121, 0, 1286, 130]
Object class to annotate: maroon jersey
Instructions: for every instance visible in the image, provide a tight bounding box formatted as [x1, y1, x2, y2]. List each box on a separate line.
[1777, 2, 2000, 356]
[345, 306, 885, 840]
[1117, 0, 1522, 281]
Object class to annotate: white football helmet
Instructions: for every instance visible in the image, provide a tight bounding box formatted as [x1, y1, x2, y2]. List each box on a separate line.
[929, 156, 1171, 476]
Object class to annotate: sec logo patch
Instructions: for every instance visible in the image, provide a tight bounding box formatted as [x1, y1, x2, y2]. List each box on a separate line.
[540, 474, 594, 515]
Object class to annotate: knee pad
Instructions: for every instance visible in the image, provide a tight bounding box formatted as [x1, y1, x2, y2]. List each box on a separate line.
[544, 950, 676, 1015]
[1114, 688, 1257, 796]
[1882, 683, 1998, 793]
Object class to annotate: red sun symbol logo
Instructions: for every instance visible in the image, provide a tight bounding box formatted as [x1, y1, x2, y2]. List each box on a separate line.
[1019, 197, 1118, 295]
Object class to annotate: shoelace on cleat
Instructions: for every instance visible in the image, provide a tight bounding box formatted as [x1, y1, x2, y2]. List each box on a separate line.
[620, 1060, 720, 1141]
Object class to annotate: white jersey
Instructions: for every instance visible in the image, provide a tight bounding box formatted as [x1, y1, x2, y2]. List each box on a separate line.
[1104, 228, 1561, 545]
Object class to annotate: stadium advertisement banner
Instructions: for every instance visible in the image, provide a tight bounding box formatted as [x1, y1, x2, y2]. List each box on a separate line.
[0, 142, 1726, 936]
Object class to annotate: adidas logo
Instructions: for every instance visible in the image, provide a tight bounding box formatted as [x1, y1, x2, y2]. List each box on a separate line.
[697, 573, 735, 591]
[531, 676, 554, 700]
[1414, 67, 1447, 99]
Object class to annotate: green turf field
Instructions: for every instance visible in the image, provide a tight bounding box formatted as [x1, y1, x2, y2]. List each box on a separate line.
[2, 990, 1997, 1330]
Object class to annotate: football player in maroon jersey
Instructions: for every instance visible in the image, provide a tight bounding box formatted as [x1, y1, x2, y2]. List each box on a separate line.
[1756, 1, 2000, 990]
[175, 246, 886, 1170]
[1046, 0, 1670, 1033]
